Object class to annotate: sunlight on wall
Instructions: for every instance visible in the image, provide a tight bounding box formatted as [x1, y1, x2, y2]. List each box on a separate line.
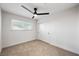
[39, 23, 49, 32]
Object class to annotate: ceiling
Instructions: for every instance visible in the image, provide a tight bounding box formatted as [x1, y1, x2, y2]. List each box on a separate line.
[0, 3, 78, 19]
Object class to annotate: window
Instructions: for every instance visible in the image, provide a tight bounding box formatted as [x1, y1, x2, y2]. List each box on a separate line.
[11, 19, 32, 30]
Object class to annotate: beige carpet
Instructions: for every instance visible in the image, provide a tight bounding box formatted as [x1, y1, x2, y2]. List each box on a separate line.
[0, 39, 78, 56]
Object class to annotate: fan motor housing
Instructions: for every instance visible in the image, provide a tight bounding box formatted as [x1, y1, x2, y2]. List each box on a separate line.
[34, 8, 37, 11]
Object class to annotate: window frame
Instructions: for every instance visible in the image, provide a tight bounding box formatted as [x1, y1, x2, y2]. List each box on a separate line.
[11, 19, 33, 31]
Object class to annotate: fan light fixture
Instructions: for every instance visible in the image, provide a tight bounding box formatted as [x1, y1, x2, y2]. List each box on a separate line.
[34, 14, 37, 17]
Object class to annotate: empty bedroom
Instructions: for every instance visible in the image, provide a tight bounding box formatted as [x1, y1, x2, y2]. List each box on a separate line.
[0, 3, 79, 56]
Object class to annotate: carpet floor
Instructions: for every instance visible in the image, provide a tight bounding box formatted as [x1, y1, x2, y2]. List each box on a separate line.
[0, 39, 78, 56]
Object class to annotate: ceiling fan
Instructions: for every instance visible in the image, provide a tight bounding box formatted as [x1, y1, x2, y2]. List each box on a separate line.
[21, 5, 50, 19]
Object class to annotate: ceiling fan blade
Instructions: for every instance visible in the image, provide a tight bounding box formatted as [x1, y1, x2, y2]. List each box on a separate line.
[32, 16, 34, 19]
[37, 13, 49, 15]
[21, 5, 34, 14]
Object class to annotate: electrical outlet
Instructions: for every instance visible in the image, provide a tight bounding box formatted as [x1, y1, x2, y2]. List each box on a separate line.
[48, 32, 50, 35]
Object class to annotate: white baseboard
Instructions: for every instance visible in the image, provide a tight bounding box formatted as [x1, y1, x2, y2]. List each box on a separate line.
[40, 39, 79, 55]
[2, 39, 35, 48]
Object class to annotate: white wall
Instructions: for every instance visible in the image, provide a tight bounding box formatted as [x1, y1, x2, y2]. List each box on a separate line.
[0, 8, 2, 52]
[76, 5, 79, 53]
[38, 6, 79, 54]
[2, 11, 36, 48]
